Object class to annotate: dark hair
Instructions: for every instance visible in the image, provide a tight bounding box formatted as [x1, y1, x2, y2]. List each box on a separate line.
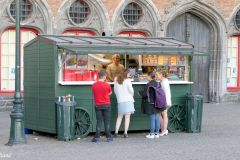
[117, 71, 127, 84]
[98, 70, 106, 79]
[148, 72, 156, 80]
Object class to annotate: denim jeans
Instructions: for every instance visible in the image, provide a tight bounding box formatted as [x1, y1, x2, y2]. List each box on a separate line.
[94, 104, 112, 138]
[149, 113, 160, 134]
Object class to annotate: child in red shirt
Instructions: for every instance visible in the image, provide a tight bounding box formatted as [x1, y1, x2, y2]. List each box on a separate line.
[92, 70, 112, 142]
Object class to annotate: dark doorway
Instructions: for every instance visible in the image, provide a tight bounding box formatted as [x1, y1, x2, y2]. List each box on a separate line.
[167, 13, 212, 102]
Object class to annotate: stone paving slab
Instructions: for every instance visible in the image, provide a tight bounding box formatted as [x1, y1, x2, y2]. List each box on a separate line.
[0, 103, 240, 160]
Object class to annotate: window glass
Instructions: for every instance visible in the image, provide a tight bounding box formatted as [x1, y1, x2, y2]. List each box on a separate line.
[0, 29, 37, 92]
[60, 53, 102, 81]
[123, 2, 143, 26]
[63, 30, 95, 36]
[69, 0, 90, 24]
[227, 37, 239, 87]
[10, 0, 32, 22]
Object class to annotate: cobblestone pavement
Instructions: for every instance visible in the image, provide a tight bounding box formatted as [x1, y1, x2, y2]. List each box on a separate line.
[0, 103, 240, 160]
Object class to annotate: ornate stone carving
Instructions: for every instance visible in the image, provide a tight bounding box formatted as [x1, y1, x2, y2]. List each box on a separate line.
[0, 1, 47, 33]
[55, 0, 108, 35]
[112, 0, 160, 36]
[164, 8, 170, 15]
[227, 11, 240, 35]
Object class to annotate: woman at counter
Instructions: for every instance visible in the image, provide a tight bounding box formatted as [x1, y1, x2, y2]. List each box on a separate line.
[113, 71, 135, 138]
[156, 71, 172, 136]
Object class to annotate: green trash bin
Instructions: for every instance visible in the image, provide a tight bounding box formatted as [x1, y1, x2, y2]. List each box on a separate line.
[56, 96, 76, 141]
[186, 93, 203, 133]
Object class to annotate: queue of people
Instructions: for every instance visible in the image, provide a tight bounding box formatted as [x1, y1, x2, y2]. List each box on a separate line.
[91, 56, 171, 142]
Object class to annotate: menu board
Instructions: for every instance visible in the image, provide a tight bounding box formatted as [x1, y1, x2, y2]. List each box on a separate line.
[143, 55, 186, 66]
[142, 55, 158, 65]
[170, 56, 177, 65]
[158, 56, 164, 65]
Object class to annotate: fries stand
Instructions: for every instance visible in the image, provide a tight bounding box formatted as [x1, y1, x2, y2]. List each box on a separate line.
[24, 35, 203, 137]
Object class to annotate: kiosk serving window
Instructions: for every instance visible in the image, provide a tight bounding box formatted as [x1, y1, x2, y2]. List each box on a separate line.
[42, 36, 196, 83]
[58, 50, 190, 82]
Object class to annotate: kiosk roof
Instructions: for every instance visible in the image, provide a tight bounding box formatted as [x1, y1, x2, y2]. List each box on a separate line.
[25, 35, 207, 56]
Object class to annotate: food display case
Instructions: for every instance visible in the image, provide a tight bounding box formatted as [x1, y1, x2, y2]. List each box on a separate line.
[59, 53, 190, 83]
[24, 35, 201, 137]
[62, 54, 98, 81]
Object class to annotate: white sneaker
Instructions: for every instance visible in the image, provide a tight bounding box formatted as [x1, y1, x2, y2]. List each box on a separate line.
[159, 130, 168, 136]
[146, 133, 155, 139]
[155, 133, 160, 138]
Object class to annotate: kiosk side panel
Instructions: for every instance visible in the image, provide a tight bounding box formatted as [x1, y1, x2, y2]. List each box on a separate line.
[24, 40, 56, 133]
[24, 42, 40, 131]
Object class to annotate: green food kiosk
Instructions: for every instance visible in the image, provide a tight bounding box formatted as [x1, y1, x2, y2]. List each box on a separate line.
[24, 35, 200, 137]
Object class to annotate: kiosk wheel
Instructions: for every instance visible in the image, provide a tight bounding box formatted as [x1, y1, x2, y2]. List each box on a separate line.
[167, 104, 186, 133]
[75, 108, 91, 137]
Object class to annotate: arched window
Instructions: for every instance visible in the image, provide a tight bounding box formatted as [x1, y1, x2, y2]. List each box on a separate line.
[63, 30, 96, 36]
[118, 31, 147, 37]
[122, 2, 143, 26]
[9, 0, 33, 22]
[227, 36, 240, 91]
[68, 0, 91, 25]
[235, 9, 240, 30]
[0, 28, 38, 93]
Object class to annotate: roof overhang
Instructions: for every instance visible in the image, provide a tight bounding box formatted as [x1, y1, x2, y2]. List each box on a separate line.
[27, 35, 208, 56]
[58, 44, 194, 56]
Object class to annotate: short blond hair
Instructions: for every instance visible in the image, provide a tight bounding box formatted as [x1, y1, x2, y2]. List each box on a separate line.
[112, 54, 120, 60]
[158, 70, 168, 78]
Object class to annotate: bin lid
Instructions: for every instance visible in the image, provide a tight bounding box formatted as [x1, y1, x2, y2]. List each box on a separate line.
[55, 101, 77, 107]
[186, 93, 204, 99]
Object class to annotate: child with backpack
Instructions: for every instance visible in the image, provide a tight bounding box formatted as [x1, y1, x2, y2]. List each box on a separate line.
[140, 72, 164, 138]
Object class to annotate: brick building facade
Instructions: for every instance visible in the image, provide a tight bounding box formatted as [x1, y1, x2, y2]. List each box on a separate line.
[0, 0, 240, 102]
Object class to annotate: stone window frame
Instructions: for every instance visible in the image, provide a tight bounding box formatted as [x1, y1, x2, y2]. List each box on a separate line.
[7, 0, 35, 25]
[234, 9, 240, 30]
[122, 2, 145, 28]
[67, 0, 93, 27]
[227, 36, 240, 92]
[0, 27, 39, 93]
